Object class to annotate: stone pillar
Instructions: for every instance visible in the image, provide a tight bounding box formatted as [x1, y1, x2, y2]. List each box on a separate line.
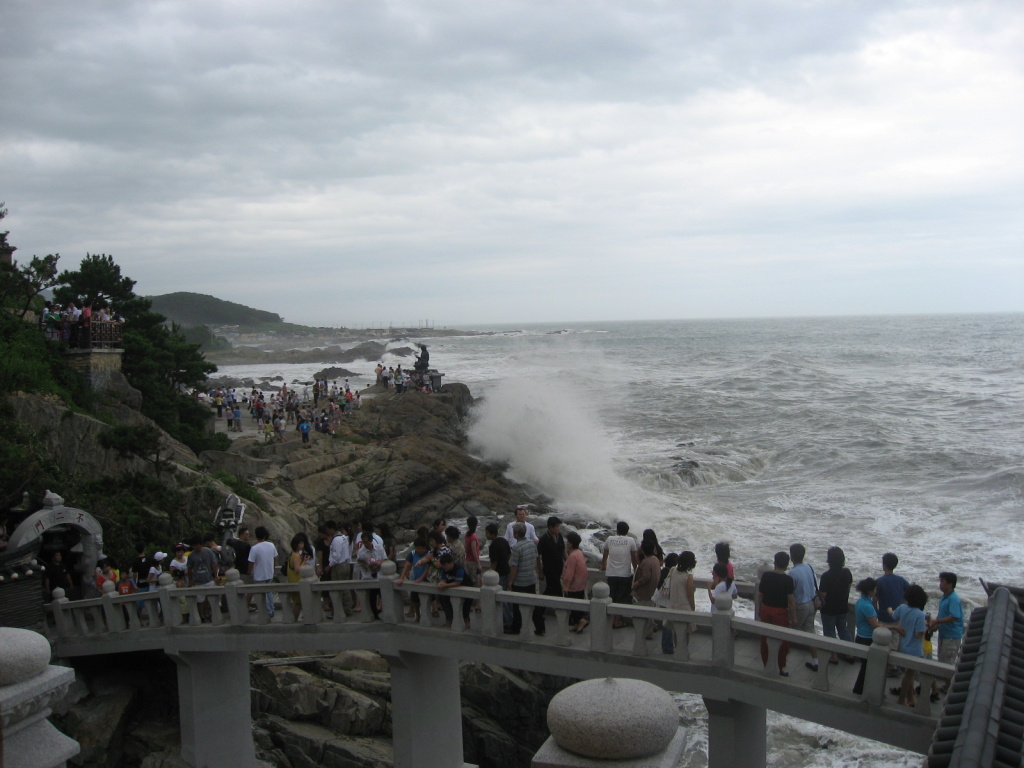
[703, 697, 766, 768]
[863, 626, 893, 706]
[533, 678, 687, 767]
[387, 652, 473, 768]
[0, 628, 80, 768]
[63, 348, 124, 393]
[170, 651, 255, 768]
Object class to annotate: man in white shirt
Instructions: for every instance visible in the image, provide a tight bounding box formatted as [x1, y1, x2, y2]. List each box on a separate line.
[600, 521, 638, 629]
[248, 526, 278, 617]
[504, 506, 539, 546]
[325, 520, 355, 616]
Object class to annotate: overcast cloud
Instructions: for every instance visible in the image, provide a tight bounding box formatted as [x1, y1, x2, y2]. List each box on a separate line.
[2, 0, 1022, 326]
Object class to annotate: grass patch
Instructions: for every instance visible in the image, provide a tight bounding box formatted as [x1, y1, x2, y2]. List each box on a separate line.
[209, 469, 263, 506]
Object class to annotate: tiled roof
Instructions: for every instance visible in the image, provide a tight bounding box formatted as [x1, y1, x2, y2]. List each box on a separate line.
[927, 587, 1024, 768]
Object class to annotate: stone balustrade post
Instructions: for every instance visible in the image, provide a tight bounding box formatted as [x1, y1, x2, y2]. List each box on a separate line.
[0, 628, 80, 768]
[480, 570, 502, 637]
[863, 626, 893, 705]
[171, 651, 256, 768]
[223, 569, 246, 625]
[298, 564, 323, 624]
[711, 593, 735, 668]
[377, 561, 399, 624]
[387, 651, 467, 768]
[49, 589, 71, 638]
[588, 582, 613, 653]
[100, 581, 124, 632]
[158, 573, 181, 628]
[703, 697, 766, 768]
[631, 617, 650, 656]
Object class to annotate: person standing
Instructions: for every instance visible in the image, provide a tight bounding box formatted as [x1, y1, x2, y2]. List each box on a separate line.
[248, 526, 278, 617]
[507, 523, 544, 636]
[661, 550, 697, 654]
[485, 523, 513, 629]
[600, 521, 638, 629]
[325, 520, 355, 617]
[632, 540, 662, 640]
[562, 531, 589, 632]
[789, 543, 821, 672]
[755, 551, 797, 676]
[503, 505, 539, 546]
[817, 546, 855, 665]
[891, 584, 928, 707]
[875, 552, 910, 671]
[852, 578, 884, 695]
[929, 571, 964, 694]
[537, 516, 566, 599]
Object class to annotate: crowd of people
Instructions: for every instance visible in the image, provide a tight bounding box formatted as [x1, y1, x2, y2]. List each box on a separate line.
[373, 363, 434, 393]
[39, 300, 124, 347]
[61, 511, 964, 707]
[201, 382, 362, 442]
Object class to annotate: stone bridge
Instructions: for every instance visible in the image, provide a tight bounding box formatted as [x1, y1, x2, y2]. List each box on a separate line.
[47, 563, 953, 768]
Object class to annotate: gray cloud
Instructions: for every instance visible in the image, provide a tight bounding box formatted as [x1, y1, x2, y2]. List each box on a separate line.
[1, 0, 1021, 324]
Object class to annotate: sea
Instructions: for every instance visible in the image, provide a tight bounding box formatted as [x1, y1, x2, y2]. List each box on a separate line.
[217, 313, 1024, 767]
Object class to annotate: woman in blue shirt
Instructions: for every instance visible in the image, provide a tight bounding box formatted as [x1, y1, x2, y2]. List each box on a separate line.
[890, 584, 928, 707]
[853, 578, 883, 695]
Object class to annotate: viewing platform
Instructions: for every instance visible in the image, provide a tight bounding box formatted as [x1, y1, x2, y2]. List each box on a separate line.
[46, 562, 954, 768]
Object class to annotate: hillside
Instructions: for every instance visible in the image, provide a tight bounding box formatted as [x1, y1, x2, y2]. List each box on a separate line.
[148, 291, 285, 327]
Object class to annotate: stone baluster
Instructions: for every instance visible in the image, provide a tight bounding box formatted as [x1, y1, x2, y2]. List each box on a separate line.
[631, 616, 649, 657]
[328, 584, 349, 624]
[480, 570, 502, 637]
[100, 581, 124, 632]
[298, 563, 323, 624]
[712, 598, 737, 663]
[553, 608, 572, 647]
[761, 631, 783, 678]
[419, 586, 435, 627]
[158, 572, 182, 628]
[915, 672, 934, 715]
[208, 585, 226, 626]
[588, 582, 613, 653]
[187, 590, 203, 626]
[223, 569, 246, 626]
[49, 588, 71, 638]
[357, 583, 376, 623]
[863, 626, 893, 705]
[813, 656, 831, 691]
[667, 616, 691, 662]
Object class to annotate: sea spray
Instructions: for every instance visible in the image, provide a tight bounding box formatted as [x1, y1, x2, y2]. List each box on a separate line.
[467, 377, 660, 529]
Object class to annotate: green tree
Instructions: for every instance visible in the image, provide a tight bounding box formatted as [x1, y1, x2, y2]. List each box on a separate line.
[0, 205, 62, 317]
[54, 253, 222, 452]
[98, 424, 169, 480]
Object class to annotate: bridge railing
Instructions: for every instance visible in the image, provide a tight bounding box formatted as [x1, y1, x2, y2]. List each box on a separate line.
[48, 564, 952, 714]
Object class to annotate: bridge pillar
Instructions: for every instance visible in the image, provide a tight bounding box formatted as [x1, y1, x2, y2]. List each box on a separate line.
[387, 651, 474, 768]
[170, 651, 255, 768]
[703, 697, 766, 768]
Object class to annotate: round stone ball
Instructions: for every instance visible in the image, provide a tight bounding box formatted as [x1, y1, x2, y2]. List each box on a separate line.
[547, 677, 679, 759]
[0, 627, 51, 686]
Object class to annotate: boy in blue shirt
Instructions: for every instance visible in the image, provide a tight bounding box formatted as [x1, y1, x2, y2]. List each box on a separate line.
[929, 571, 964, 698]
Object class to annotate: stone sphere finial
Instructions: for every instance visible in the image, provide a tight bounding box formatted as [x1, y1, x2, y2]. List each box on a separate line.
[482, 570, 500, 587]
[300, 563, 317, 579]
[224, 568, 241, 584]
[101, 580, 116, 594]
[0, 628, 52, 686]
[591, 581, 610, 600]
[715, 592, 733, 612]
[159, 572, 174, 587]
[52, 587, 66, 600]
[546, 677, 679, 759]
[380, 560, 397, 577]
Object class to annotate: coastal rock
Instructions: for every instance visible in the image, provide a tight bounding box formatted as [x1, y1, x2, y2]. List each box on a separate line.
[57, 683, 137, 767]
[257, 716, 393, 768]
[7, 393, 199, 480]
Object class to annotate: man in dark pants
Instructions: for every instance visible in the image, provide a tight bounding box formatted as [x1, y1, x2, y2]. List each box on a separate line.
[507, 523, 545, 636]
[537, 516, 566, 599]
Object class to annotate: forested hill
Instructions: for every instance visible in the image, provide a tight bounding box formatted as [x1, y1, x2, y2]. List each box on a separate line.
[148, 292, 283, 326]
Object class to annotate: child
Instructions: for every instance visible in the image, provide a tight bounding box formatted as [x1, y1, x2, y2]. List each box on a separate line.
[891, 584, 928, 707]
[396, 538, 431, 621]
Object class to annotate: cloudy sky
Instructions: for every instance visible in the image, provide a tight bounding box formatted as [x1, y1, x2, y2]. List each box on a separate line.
[2, 1, 1022, 326]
